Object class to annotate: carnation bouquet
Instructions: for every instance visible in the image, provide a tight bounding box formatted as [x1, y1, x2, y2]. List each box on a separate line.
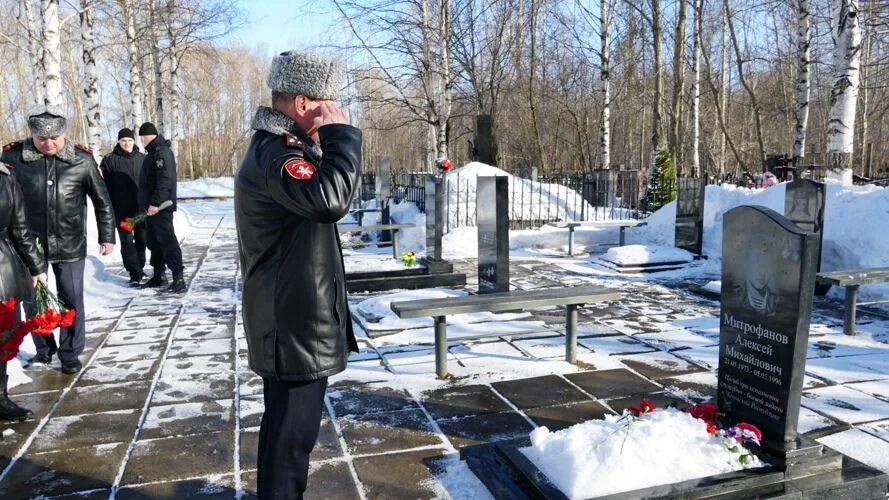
[0, 282, 76, 361]
[119, 200, 174, 233]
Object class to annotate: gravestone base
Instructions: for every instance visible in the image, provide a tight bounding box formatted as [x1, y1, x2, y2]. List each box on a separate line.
[462, 436, 889, 499]
[345, 258, 465, 293]
[597, 258, 690, 274]
[422, 257, 454, 274]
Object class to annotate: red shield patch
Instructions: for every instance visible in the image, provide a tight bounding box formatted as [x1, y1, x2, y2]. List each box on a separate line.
[283, 159, 315, 180]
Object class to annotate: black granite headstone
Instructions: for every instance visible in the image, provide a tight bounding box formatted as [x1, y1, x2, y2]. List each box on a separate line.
[675, 177, 706, 257]
[476, 115, 496, 165]
[784, 179, 827, 295]
[425, 175, 444, 262]
[584, 170, 616, 207]
[718, 206, 819, 459]
[518, 166, 538, 183]
[376, 156, 392, 242]
[477, 176, 509, 293]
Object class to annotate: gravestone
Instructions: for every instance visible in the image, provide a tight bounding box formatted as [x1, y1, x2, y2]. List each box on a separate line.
[784, 179, 828, 295]
[584, 170, 616, 208]
[675, 177, 706, 257]
[518, 166, 538, 183]
[477, 175, 509, 293]
[422, 174, 453, 274]
[718, 206, 821, 465]
[376, 156, 392, 242]
[475, 115, 496, 165]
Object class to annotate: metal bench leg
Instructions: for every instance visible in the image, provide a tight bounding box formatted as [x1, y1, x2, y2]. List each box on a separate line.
[392, 229, 399, 259]
[844, 285, 859, 336]
[568, 227, 575, 256]
[435, 316, 448, 377]
[619, 227, 626, 246]
[565, 304, 578, 364]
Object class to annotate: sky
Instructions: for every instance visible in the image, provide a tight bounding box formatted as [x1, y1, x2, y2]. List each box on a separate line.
[227, 0, 346, 57]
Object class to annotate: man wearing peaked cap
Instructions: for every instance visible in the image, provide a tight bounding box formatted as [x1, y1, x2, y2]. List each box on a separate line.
[235, 51, 361, 499]
[0, 105, 116, 375]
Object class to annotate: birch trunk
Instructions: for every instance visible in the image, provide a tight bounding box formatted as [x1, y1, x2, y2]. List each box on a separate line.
[435, 0, 451, 161]
[827, 0, 861, 178]
[720, 5, 728, 175]
[169, 48, 181, 158]
[121, 0, 143, 129]
[40, 0, 63, 107]
[670, 0, 687, 172]
[650, 0, 662, 151]
[23, 0, 45, 106]
[80, 0, 101, 159]
[691, 0, 702, 176]
[792, 0, 811, 166]
[599, 0, 611, 170]
[529, 0, 545, 169]
[150, 0, 166, 135]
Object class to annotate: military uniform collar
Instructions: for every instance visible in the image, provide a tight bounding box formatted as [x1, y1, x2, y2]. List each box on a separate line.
[21, 138, 75, 163]
[251, 106, 322, 159]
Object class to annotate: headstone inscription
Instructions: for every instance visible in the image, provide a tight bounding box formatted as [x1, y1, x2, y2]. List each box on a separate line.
[675, 177, 706, 257]
[477, 175, 509, 294]
[475, 115, 496, 165]
[376, 156, 392, 242]
[717, 206, 819, 461]
[784, 179, 828, 295]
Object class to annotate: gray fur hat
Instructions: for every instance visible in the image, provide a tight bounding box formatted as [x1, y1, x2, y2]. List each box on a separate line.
[27, 105, 68, 136]
[266, 51, 344, 99]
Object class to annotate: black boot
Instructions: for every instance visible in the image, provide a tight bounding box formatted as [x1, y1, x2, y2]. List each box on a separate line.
[128, 272, 145, 287]
[167, 273, 186, 293]
[0, 372, 32, 422]
[142, 271, 167, 288]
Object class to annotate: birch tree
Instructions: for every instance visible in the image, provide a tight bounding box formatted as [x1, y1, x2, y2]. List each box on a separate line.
[21, 0, 45, 106]
[40, 0, 63, 107]
[691, 0, 703, 176]
[827, 0, 861, 175]
[80, 0, 101, 157]
[792, 0, 811, 166]
[669, 0, 687, 172]
[600, 0, 612, 170]
[120, 0, 144, 128]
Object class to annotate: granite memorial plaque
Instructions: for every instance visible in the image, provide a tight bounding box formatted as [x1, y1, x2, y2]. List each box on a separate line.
[376, 156, 392, 242]
[584, 170, 616, 207]
[717, 206, 818, 455]
[675, 177, 706, 257]
[476, 115, 496, 165]
[785, 179, 827, 294]
[477, 175, 509, 293]
[425, 175, 444, 262]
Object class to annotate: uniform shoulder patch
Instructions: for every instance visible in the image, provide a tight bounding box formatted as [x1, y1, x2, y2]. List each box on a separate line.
[75, 143, 93, 154]
[3, 141, 21, 152]
[284, 134, 304, 149]
[283, 158, 315, 180]
[156, 158, 165, 169]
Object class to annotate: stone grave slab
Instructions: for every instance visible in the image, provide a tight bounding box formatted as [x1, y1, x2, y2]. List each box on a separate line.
[121, 431, 234, 485]
[658, 372, 718, 402]
[352, 448, 447, 500]
[421, 384, 513, 420]
[115, 475, 236, 499]
[524, 401, 615, 431]
[437, 411, 534, 450]
[31, 409, 140, 453]
[674, 177, 706, 257]
[606, 391, 690, 412]
[619, 351, 707, 380]
[0, 442, 128, 498]
[338, 408, 440, 455]
[328, 384, 417, 417]
[564, 368, 661, 399]
[491, 375, 590, 410]
[138, 399, 234, 440]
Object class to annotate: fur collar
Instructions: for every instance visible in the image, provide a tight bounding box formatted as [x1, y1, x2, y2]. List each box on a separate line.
[251, 106, 322, 159]
[22, 138, 75, 163]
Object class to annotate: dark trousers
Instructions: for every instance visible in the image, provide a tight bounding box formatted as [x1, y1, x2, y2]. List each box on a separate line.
[257, 377, 328, 500]
[117, 223, 147, 278]
[30, 259, 86, 365]
[147, 210, 183, 276]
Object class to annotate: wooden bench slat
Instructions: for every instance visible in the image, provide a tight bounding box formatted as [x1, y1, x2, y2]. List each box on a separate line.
[816, 267, 889, 286]
[390, 286, 619, 318]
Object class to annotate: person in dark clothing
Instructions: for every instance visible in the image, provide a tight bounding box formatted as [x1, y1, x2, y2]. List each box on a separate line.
[0, 163, 47, 420]
[0, 106, 116, 374]
[236, 51, 361, 500]
[137, 122, 184, 293]
[100, 128, 147, 285]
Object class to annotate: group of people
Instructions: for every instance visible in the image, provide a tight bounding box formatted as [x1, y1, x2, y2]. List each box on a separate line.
[0, 109, 184, 421]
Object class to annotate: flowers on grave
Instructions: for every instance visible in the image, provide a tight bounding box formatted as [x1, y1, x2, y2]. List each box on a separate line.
[118, 200, 174, 233]
[626, 399, 655, 417]
[436, 158, 454, 172]
[686, 401, 719, 433]
[401, 251, 417, 267]
[685, 402, 762, 464]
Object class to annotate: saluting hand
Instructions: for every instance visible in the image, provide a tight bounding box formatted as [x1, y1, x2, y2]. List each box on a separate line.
[311, 101, 350, 130]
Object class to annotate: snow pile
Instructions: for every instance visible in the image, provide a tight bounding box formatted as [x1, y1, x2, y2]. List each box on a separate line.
[602, 245, 695, 265]
[178, 177, 234, 198]
[522, 408, 762, 499]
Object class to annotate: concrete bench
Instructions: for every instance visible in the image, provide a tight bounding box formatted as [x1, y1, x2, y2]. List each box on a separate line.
[338, 223, 416, 259]
[547, 220, 649, 256]
[816, 267, 889, 335]
[390, 286, 620, 377]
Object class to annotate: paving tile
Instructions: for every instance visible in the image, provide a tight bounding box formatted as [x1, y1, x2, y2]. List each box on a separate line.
[117, 314, 177, 331]
[121, 431, 234, 485]
[116, 475, 236, 499]
[492, 375, 590, 410]
[0, 391, 63, 467]
[421, 384, 512, 420]
[328, 384, 417, 417]
[139, 399, 234, 440]
[152, 371, 234, 405]
[93, 342, 166, 364]
[618, 351, 707, 380]
[604, 391, 690, 413]
[0, 442, 127, 498]
[169, 338, 232, 358]
[352, 448, 447, 500]
[104, 328, 172, 346]
[163, 354, 234, 376]
[436, 411, 534, 449]
[78, 358, 159, 386]
[564, 368, 662, 399]
[658, 371, 718, 402]
[31, 410, 140, 453]
[9, 367, 72, 395]
[55, 381, 152, 416]
[524, 401, 615, 431]
[338, 408, 440, 455]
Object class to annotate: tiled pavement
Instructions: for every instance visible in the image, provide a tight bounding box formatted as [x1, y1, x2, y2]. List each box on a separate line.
[1, 200, 889, 498]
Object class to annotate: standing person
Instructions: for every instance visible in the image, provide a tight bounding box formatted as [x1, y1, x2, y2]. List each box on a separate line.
[235, 51, 361, 500]
[137, 122, 184, 293]
[0, 107, 116, 374]
[0, 162, 47, 420]
[100, 128, 147, 286]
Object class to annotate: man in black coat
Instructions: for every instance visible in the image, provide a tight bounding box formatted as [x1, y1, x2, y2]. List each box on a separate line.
[100, 128, 147, 285]
[235, 51, 361, 499]
[137, 122, 184, 293]
[0, 106, 116, 374]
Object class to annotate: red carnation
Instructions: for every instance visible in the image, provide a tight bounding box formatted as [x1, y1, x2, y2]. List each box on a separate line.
[639, 400, 655, 414]
[119, 217, 136, 232]
[58, 309, 76, 328]
[687, 402, 719, 426]
[734, 422, 762, 443]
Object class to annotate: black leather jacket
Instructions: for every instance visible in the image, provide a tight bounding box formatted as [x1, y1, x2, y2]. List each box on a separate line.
[235, 107, 361, 382]
[1, 139, 115, 263]
[0, 164, 47, 302]
[100, 144, 145, 220]
[138, 135, 177, 211]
